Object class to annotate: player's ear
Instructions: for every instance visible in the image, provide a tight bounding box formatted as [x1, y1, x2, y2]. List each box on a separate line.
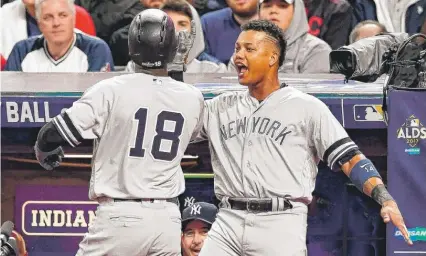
[269, 51, 278, 67]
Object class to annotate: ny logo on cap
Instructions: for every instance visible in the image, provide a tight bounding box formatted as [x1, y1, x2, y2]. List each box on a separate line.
[190, 204, 202, 215]
[184, 196, 196, 207]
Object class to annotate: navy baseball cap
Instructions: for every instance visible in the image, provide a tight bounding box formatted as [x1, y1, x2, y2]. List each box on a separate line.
[259, 0, 294, 4]
[182, 202, 218, 228]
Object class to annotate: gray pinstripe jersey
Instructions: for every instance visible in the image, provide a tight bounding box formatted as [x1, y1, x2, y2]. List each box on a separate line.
[199, 86, 356, 212]
[53, 73, 204, 200]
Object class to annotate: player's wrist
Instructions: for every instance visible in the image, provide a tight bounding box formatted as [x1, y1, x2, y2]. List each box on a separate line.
[371, 184, 395, 206]
[382, 199, 397, 207]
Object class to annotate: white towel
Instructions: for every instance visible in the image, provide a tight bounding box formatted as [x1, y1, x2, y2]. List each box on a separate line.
[374, 0, 395, 32]
[0, 0, 29, 59]
[373, 0, 420, 33]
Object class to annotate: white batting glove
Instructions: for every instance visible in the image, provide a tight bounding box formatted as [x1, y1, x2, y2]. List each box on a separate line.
[168, 20, 196, 72]
[34, 142, 64, 170]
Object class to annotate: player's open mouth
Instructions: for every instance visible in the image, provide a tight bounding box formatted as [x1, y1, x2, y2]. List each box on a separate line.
[235, 62, 248, 78]
[191, 249, 201, 255]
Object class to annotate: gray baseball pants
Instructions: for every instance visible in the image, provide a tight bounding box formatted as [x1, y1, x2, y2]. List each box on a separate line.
[199, 199, 308, 256]
[75, 199, 181, 256]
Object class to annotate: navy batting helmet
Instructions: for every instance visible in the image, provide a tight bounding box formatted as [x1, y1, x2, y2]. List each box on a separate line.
[128, 9, 178, 69]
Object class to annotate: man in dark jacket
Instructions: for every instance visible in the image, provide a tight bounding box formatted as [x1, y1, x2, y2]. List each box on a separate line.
[200, 0, 259, 64]
[78, 0, 169, 66]
[75, 0, 144, 44]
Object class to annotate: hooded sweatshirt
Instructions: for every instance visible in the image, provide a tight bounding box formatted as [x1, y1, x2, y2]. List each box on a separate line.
[126, 3, 227, 73]
[228, 0, 331, 73]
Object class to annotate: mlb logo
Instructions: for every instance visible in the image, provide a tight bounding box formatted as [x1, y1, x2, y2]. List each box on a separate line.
[353, 105, 383, 121]
[406, 118, 420, 127]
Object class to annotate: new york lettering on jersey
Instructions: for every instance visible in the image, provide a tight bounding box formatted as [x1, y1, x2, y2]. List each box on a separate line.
[220, 116, 292, 145]
[203, 87, 356, 209]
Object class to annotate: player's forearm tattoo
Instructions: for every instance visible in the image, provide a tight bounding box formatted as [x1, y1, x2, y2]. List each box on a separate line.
[371, 184, 395, 205]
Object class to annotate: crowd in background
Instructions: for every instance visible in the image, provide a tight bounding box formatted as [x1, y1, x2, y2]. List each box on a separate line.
[0, 0, 425, 73]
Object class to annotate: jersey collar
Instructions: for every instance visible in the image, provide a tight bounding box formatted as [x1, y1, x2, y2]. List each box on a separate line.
[43, 33, 77, 66]
[246, 85, 291, 111]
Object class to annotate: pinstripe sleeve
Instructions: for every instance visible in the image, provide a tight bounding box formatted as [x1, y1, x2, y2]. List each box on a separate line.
[52, 81, 112, 147]
[310, 98, 358, 169]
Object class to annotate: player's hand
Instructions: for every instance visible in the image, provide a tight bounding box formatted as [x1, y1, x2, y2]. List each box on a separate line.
[168, 21, 196, 72]
[381, 200, 413, 245]
[34, 142, 64, 171]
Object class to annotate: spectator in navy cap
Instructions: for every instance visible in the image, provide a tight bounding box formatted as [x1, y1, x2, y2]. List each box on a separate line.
[181, 202, 218, 256]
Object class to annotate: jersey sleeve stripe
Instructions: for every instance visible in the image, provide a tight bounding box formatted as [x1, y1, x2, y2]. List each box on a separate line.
[329, 144, 359, 169]
[323, 137, 352, 163]
[55, 115, 79, 146]
[62, 112, 84, 142]
[52, 117, 77, 147]
[52, 113, 82, 147]
[327, 142, 357, 166]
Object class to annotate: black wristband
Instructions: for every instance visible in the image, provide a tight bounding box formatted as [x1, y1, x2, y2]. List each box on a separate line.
[371, 184, 395, 205]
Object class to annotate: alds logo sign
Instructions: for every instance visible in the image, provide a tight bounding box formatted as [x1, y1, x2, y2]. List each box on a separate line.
[397, 115, 426, 155]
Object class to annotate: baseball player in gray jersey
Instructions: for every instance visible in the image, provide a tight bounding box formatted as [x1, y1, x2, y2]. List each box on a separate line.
[195, 20, 412, 256]
[34, 9, 203, 256]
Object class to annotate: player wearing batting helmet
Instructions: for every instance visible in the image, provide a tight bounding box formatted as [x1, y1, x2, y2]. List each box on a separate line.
[128, 9, 178, 70]
[34, 9, 203, 256]
[193, 20, 412, 256]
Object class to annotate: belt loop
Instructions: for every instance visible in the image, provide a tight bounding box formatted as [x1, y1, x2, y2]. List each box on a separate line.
[219, 196, 230, 209]
[277, 197, 285, 211]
